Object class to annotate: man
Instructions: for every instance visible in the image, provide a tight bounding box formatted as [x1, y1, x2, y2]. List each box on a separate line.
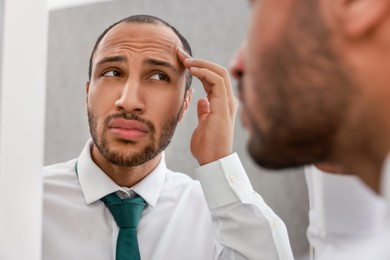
[229, 0, 390, 259]
[42, 15, 293, 260]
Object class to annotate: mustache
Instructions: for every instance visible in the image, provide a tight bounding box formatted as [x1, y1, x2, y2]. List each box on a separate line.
[104, 112, 155, 134]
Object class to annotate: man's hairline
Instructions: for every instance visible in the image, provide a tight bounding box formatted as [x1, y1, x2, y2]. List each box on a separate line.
[89, 20, 185, 81]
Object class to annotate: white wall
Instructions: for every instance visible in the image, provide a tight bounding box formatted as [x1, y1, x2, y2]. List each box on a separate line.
[0, 0, 47, 259]
[48, 0, 113, 10]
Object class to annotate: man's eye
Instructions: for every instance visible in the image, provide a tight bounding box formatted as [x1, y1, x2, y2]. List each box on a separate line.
[149, 72, 169, 81]
[102, 70, 121, 77]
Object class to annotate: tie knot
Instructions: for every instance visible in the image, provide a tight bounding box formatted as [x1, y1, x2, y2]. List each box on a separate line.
[101, 193, 146, 228]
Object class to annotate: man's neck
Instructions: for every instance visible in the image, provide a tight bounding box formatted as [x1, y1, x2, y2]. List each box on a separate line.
[90, 145, 162, 188]
[333, 143, 389, 194]
[332, 104, 390, 194]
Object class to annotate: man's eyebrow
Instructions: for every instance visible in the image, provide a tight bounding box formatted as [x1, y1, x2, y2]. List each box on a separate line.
[95, 55, 127, 67]
[144, 58, 178, 74]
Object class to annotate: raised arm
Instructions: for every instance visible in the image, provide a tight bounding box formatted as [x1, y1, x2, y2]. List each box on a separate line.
[178, 48, 294, 260]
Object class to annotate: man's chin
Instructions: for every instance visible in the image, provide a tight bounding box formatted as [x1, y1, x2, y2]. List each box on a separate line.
[249, 153, 299, 170]
[105, 150, 155, 168]
[247, 139, 304, 170]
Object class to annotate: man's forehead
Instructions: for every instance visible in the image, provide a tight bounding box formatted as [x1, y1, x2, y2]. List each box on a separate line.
[96, 22, 182, 55]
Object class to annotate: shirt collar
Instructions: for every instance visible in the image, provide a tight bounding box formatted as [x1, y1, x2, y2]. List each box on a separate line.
[77, 139, 167, 208]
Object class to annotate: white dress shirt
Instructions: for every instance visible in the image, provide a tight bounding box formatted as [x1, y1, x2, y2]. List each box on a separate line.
[42, 139, 293, 260]
[305, 161, 390, 260]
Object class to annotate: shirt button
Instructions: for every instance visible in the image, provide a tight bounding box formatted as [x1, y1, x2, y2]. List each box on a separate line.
[271, 219, 279, 229]
[229, 175, 237, 183]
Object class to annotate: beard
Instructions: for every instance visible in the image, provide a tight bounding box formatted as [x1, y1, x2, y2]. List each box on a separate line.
[244, 2, 357, 169]
[88, 109, 180, 168]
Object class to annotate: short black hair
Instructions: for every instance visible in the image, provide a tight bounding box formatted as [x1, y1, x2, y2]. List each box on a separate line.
[88, 14, 192, 90]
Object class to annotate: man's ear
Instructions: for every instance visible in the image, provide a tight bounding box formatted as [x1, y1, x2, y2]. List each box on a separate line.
[178, 88, 193, 122]
[328, 0, 390, 38]
[86, 81, 90, 94]
[86, 81, 90, 103]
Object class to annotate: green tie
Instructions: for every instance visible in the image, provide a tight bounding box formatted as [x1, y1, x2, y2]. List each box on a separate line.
[101, 193, 146, 260]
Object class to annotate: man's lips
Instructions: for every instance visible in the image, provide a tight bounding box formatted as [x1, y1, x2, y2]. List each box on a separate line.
[108, 118, 149, 140]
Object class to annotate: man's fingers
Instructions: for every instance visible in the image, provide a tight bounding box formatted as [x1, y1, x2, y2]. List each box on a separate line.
[197, 98, 210, 124]
[178, 50, 237, 118]
[177, 49, 235, 104]
[177, 47, 192, 64]
[190, 67, 228, 99]
[185, 58, 234, 101]
[186, 58, 226, 76]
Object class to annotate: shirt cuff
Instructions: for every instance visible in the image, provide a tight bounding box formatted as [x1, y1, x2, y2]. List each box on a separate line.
[195, 153, 254, 209]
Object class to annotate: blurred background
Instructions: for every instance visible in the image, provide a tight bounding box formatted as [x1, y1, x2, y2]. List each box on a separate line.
[45, 0, 310, 258]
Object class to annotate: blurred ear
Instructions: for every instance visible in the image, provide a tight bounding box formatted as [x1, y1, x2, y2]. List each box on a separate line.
[86, 81, 90, 103]
[329, 0, 390, 37]
[178, 88, 193, 122]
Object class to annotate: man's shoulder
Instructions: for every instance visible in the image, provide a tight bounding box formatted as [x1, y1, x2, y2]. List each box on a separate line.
[160, 168, 208, 208]
[43, 158, 84, 204]
[164, 168, 198, 186]
[43, 158, 79, 187]
[325, 228, 390, 260]
[163, 168, 204, 197]
[43, 159, 78, 176]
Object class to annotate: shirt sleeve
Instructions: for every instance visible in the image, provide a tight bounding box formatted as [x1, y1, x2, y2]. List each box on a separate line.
[195, 153, 294, 260]
[305, 165, 388, 260]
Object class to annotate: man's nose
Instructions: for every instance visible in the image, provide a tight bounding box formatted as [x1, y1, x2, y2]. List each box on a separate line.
[115, 79, 146, 114]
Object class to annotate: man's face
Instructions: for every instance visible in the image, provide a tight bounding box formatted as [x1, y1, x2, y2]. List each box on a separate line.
[231, 0, 356, 169]
[87, 22, 188, 167]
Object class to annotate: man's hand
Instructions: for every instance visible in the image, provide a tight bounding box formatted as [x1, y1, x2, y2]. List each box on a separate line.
[177, 48, 238, 165]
